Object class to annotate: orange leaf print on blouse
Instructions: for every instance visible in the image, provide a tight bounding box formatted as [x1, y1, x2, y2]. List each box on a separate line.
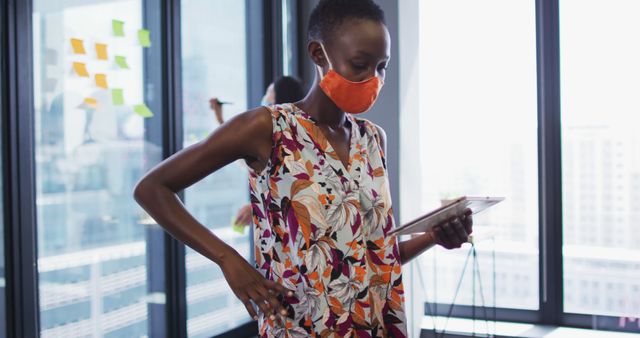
[305, 160, 314, 176]
[292, 201, 311, 247]
[297, 117, 329, 151]
[373, 166, 385, 177]
[291, 179, 313, 197]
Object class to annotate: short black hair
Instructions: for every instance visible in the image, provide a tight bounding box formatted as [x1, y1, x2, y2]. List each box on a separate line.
[274, 76, 305, 104]
[308, 0, 385, 42]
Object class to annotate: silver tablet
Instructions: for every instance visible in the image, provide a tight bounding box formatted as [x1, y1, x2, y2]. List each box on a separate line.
[388, 196, 505, 237]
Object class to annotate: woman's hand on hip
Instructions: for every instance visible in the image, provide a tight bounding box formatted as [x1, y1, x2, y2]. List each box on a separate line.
[220, 250, 294, 323]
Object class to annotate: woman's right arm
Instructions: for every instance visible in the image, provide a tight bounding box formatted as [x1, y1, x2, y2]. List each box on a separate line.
[133, 106, 289, 321]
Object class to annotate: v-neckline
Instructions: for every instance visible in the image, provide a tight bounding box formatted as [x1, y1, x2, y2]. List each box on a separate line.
[290, 103, 357, 176]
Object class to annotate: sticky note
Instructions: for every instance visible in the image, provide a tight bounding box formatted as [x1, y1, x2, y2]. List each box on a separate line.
[72, 62, 89, 77]
[95, 74, 108, 89]
[134, 104, 154, 118]
[232, 222, 246, 235]
[95, 43, 108, 60]
[70, 39, 85, 54]
[70, 38, 86, 54]
[115, 55, 129, 69]
[138, 29, 151, 47]
[112, 20, 125, 37]
[84, 98, 97, 108]
[111, 88, 124, 105]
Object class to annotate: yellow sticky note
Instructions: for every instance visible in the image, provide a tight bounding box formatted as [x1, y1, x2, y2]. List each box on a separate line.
[138, 29, 151, 47]
[95, 43, 108, 60]
[133, 104, 154, 118]
[72, 62, 89, 77]
[70, 38, 86, 54]
[95, 74, 108, 89]
[84, 98, 97, 108]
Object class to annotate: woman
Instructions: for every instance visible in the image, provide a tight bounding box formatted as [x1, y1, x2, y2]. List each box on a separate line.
[134, 0, 472, 336]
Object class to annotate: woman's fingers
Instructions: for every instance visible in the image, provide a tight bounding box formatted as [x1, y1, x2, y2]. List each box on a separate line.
[443, 218, 463, 246]
[264, 279, 294, 297]
[444, 222, 462, 247]
[248, 288, 273, 318]
[434, 226, 453, 249]
[451, 218, 469, 244]
[256, 279, 295, 321]
[238, 281, 292, 323]
[240, 295, 259, 320]
[462, 210, 473, 235]
[258, 285, 284, 320]
[269, 282, 293, 317]
[434, 215, 471, 249]
[263, 280, 293, 322]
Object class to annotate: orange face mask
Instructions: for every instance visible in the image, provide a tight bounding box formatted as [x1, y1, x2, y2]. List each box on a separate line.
[318, 44, 384, 114]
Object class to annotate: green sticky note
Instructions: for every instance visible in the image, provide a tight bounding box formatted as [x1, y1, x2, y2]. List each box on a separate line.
[115, 55, 129, 69]
[134, 104, 154, 118]
[111, 89, 124, 106]
[138, 29, 151, 47]
[232, 222, 246, 235]
[112, 20, 125, 37]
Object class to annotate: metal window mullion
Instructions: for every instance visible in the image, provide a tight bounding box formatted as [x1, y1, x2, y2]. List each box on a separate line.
[535, 0, 563, 326]
[159, 0, 186, 337]
[3, 0, 40, 337]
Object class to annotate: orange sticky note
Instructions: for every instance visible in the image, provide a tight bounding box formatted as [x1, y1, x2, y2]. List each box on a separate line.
[72, 62, 89, 77]
[84, 98, 97, 108]
[70, 38, 86, 54]
[95, 74, 108, 89]
[95, 43, 108, 60]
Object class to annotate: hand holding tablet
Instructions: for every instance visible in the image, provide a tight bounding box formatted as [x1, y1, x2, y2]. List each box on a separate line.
[389, 196, 505, 237]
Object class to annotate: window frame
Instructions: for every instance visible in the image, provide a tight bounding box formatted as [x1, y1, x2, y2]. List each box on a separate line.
[3, 0, 40, 336]
[419, 0, 640, 334]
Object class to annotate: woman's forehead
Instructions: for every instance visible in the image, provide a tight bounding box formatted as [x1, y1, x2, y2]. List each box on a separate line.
[331, 19, 390, 57]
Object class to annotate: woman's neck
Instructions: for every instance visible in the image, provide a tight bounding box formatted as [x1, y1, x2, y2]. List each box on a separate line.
[295, 78, 346, 128]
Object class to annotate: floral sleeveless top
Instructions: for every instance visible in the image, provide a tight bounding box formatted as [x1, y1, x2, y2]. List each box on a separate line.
[249, 103, 407, 338]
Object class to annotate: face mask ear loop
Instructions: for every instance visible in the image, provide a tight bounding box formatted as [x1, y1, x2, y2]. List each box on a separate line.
[319, 43, 334, 69]
[317, 42, 334, 78]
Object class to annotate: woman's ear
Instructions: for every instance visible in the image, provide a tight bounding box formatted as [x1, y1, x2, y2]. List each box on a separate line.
[308, 41, 327, 68]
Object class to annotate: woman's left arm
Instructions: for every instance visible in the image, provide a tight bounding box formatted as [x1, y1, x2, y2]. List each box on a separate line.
[373, 125, 473, 266]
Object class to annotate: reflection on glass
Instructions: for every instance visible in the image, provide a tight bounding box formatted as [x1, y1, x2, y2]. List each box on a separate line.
[560, 0, 640, 318]
[282, 0, 295, 76]
[402, 0, 539, 310]
[33, 1, 165, 337]
[181, 1, 251, 337]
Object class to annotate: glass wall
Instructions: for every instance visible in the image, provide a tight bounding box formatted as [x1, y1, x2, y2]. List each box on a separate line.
[32, 1, 166, 337]
[282, 0, 296, 76]
[402, 0, 539, 310]
[181, 1, 251, 337]
[560, 0, 640, 319]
